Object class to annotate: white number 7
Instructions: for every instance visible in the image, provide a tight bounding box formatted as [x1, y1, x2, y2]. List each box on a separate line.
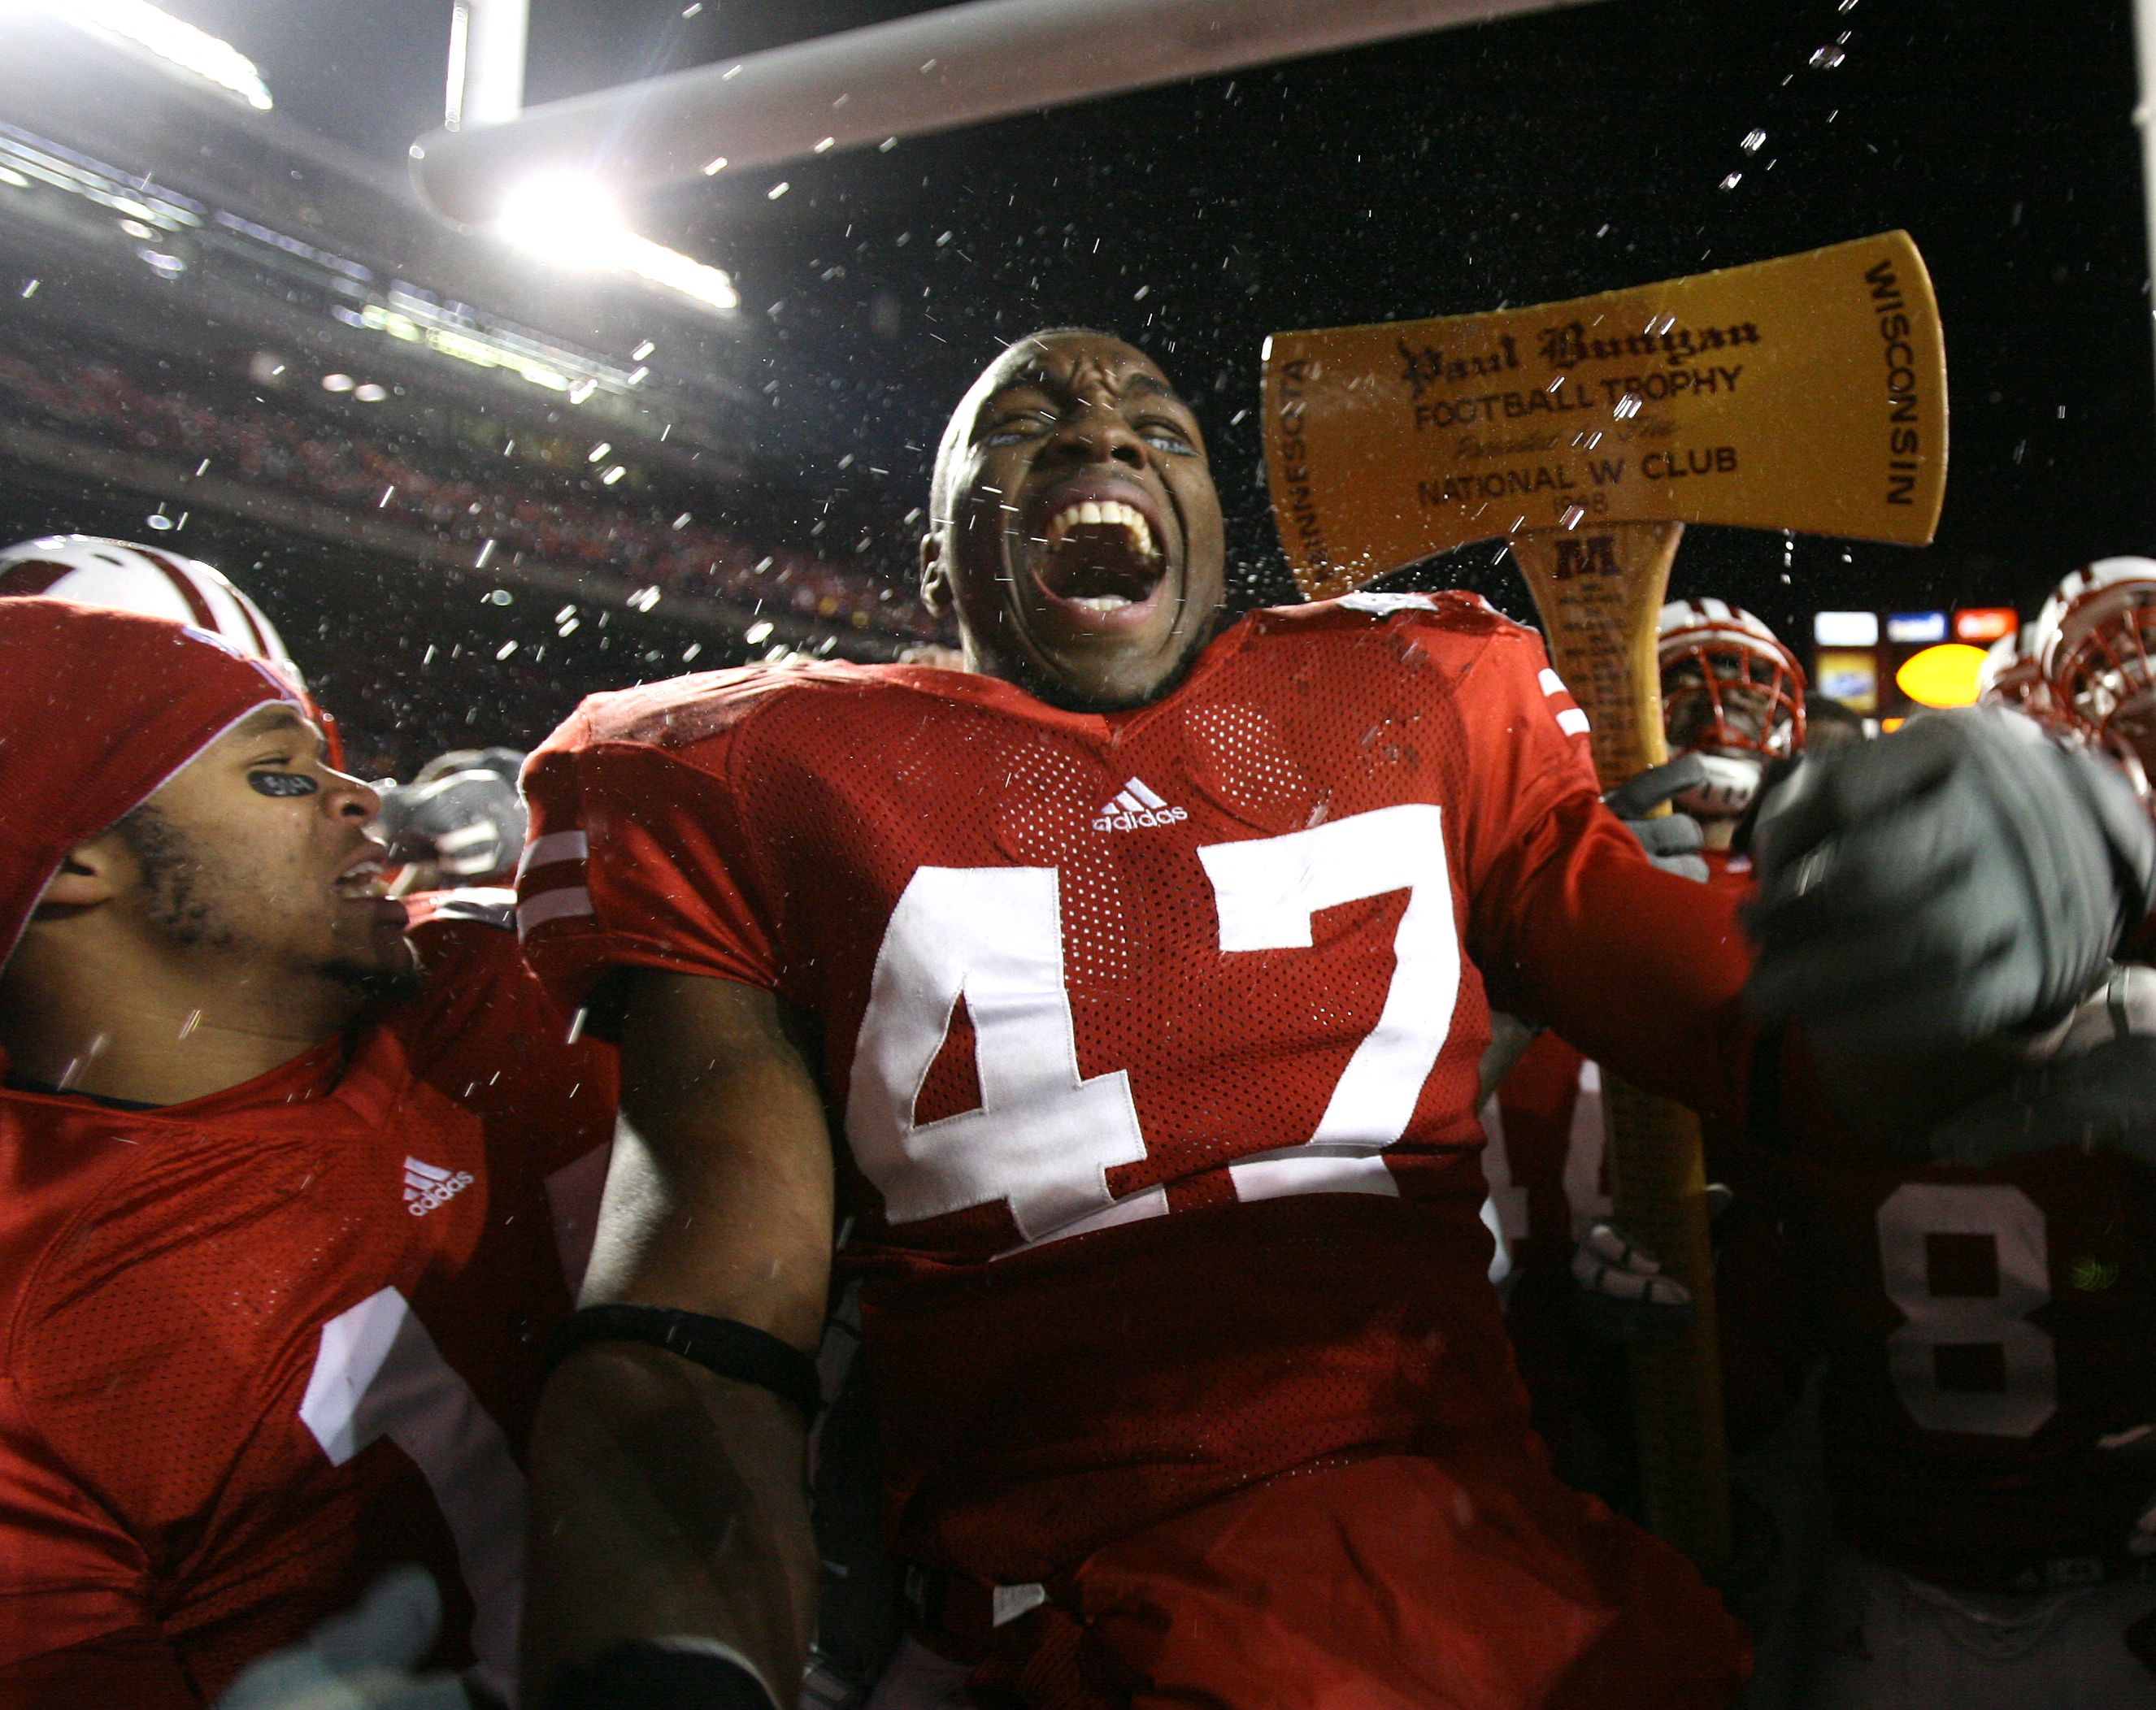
[849, 804, 1459, 1248]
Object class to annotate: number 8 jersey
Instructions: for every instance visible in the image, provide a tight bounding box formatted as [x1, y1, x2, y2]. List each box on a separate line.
[519, 592, 1753, 1582]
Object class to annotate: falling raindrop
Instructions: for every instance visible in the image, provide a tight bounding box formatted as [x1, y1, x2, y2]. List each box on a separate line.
[1810, 44, 1845, 68]
[1741, 129, 1767, 154]
[1719, 172, 1743, 191]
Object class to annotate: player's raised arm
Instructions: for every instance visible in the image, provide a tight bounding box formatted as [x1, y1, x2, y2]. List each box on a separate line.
[524, 969, 832, 1710]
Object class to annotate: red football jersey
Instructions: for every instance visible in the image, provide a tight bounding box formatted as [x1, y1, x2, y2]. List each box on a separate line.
[1786, 1110, 2156, 1591]
[0, 898, 615, 1703]
[519, 592, 1753, 1582]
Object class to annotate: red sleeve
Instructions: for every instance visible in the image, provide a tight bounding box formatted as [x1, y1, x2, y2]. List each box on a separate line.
[517, 691, 784, 1012]
[1452, 625, 1754, 1131]
[0, 1625, 199, 1709]
[0, 1378, 163, 1675]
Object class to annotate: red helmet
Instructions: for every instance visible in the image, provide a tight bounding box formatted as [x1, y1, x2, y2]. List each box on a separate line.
[1657, 598, 1806, 817]
[0, 536, 341, 765]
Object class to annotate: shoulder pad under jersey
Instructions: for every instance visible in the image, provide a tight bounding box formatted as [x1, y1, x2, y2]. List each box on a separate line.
[567, 661, 885, 753]
[1258, 588, 1520, 641]
[406, 888, 519, 932]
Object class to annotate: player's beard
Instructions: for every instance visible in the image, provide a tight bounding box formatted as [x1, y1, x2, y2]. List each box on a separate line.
[322, 957, 424, 1005]
[116, 805, 237, 951]
[119, 805, 420, 1004]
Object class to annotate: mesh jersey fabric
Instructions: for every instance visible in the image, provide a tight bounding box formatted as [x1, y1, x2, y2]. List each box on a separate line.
[0, 901, 615, 1703]
[1778, 1064, 2156, 1593]
[519, 592, 1753, 1583]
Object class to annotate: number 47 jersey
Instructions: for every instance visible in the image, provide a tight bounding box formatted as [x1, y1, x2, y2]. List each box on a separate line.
[520, 592, 1753, 1582]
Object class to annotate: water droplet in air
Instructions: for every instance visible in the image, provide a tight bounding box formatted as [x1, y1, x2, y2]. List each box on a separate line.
[1614, 394, 1643, 419]
[1741, 128, 1767, 154]
[1720, 172, 1742, 190]
[1810, 44, 1845, 67]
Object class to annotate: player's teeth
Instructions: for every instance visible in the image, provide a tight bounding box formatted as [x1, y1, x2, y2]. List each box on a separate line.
[1042, 500, 1157, 559]
[1069, 593, 1132, 611]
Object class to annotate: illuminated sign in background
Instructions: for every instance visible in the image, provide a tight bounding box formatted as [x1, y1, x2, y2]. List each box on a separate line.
[1811, 608, 2011, 718]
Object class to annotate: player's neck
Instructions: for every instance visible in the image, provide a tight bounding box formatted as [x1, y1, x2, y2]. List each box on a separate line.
[0, 930, 359, 1107]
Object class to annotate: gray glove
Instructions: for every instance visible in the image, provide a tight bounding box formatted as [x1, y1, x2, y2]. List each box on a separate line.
[1606, 755, 1711, 884]
[1932, 965, 2156, 1171]
[215, 1566, 469, 1710]
[378, 769, 528, 884]
[1745, 708, 2155, 1050]
[1571, 1185, 1735, 1343]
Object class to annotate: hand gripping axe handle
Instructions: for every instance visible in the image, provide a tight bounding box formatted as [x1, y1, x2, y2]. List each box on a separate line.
[1260, 232, 1947, 1570]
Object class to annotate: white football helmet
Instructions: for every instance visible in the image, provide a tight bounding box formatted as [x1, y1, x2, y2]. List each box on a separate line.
[0, 535, 302, 688]
[1976, 623, 2063, 727]
[1657, 597, 1806, 818]
[2036, 558, 2156, 768]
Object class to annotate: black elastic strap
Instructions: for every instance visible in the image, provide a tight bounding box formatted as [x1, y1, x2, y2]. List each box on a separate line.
[545, 1304, 821, 1424]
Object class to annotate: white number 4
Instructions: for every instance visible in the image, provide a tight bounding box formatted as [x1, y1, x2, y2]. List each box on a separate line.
[848, 804, 1460, 1248]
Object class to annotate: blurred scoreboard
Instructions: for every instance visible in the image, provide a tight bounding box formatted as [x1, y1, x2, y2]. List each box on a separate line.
[1810, 605, 2018, 719]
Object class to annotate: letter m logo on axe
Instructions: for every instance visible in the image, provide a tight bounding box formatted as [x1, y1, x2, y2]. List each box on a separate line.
[1258, 232, 1948, 1571]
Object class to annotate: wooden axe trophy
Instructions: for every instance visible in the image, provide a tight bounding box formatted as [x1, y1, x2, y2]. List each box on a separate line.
[1259, 232, 1948, 1571]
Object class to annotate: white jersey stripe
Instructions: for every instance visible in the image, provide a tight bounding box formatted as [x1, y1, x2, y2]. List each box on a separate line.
[517, 831, 589, 879]
[516, 887, 595, 935]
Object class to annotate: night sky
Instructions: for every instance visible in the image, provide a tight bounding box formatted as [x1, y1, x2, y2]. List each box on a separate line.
[129, 0, 2156, 635]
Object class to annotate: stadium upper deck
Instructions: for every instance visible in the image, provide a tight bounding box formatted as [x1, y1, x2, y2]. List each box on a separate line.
[0, 20, 937, 662]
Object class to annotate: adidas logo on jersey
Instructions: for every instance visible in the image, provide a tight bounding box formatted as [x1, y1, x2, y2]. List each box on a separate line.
[403, 1157, 475, 1217]
[1093, 777, 1188, 832]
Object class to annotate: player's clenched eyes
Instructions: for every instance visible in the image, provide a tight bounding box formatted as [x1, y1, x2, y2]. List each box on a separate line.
[982, 411, 1056, 447]
[249, 770, 319, 798]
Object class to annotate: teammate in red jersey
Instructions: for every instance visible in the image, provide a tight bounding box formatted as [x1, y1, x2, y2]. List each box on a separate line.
[513, 330, 2150, 1710]
[0, 599, 614, 1707]
[1776, 997, 2156, 1707]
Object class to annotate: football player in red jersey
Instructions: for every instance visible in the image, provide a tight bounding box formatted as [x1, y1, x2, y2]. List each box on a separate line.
[0, 599, 615, 1706]
[513, 330, 2152, 1710]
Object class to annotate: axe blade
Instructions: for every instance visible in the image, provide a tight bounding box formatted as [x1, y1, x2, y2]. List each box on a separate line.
[1261, 231, 1946, 598]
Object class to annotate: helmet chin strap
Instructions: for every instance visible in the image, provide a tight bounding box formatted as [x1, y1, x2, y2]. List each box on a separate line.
[1676, 752, 1764, 819]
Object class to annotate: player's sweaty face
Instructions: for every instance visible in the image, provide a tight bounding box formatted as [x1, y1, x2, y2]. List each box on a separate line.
[928, 333, 1227, 710]
[124, 708, 412, 987]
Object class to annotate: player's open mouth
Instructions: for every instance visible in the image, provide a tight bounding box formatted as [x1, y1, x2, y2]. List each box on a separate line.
[333, 855, 389, 901]
[1023, 489, 1171, 628]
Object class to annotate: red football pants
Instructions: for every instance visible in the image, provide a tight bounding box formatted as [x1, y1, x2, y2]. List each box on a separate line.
[971, 1452, 1750, 1709]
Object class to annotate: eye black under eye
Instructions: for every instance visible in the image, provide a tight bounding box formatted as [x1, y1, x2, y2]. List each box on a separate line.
[250, 770, 318, 798]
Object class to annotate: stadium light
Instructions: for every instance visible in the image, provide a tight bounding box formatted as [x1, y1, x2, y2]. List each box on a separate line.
[497, 175, 622, 269]
[495, 172, 739, 314]
[17, 0, 274, 111]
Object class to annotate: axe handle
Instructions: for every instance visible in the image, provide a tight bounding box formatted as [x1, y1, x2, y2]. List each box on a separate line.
[1507, 519, 1733, 1573]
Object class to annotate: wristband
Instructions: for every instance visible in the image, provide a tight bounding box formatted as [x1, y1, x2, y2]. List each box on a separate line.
[551, 1638, 778, 1710]
[544, 1304, 821, 1424]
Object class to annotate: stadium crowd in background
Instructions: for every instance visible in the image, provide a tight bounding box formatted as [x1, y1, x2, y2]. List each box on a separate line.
[0, 332, 944, 645]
